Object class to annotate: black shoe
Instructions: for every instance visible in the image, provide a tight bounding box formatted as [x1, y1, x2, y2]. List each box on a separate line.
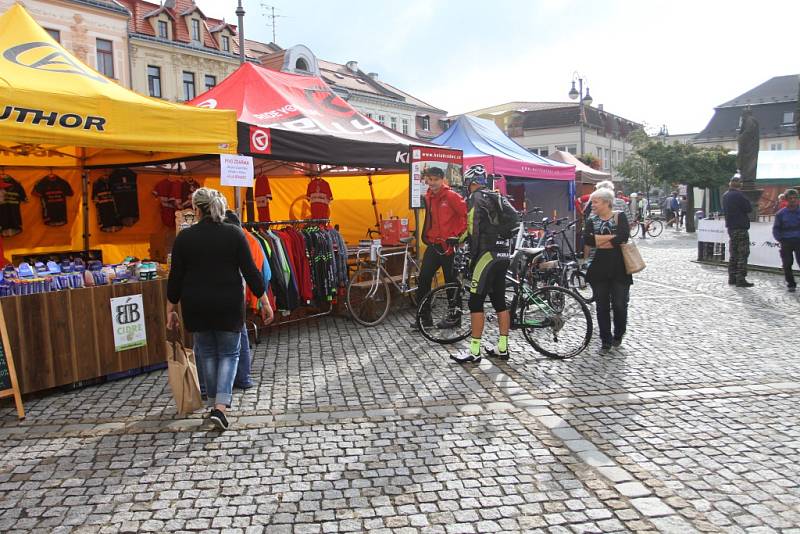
[411, 316, 433, 330]
[728, 278, 736, 285]
[611, 337, 623, 347]
[600, 342, 612, 352]
[789, 286, 797, 293]
[436, 315, 461, 329]
[209, 408, 229, 431]
[735, 281, 754, 288]
[485, 347, 509, 360]
[450, 350, 481, 364]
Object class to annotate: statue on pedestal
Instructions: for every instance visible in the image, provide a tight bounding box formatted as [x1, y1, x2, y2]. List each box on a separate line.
[736, 107, 763, 220]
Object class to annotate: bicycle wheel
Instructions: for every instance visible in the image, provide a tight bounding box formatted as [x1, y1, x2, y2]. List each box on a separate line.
[520, 285, 592, 359]
[417, 283, 471, 344]
[647, 220, 664, 237]
[347, 268, 391, 326]
[568, 269, 594, 303]
[630, 222, 640, 238]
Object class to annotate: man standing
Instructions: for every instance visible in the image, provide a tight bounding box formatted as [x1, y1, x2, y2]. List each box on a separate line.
[772, 188, 800, 292]
[722, 176, 753, 287]
[413, 167, 467, 330]
[451, 174, 513, 363]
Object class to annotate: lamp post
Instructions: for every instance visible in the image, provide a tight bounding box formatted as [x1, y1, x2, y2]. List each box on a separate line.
[568, 73, 593, 157]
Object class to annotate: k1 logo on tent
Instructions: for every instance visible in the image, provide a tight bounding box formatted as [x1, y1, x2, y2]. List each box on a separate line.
[249, 126, 271, 154]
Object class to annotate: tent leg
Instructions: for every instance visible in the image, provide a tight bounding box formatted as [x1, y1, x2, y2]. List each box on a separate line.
[81, 159, 90, 252]
[368, 174, 380, 231]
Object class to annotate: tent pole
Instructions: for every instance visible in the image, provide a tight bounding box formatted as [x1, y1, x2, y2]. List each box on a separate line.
[367, 173, 380, 230]
[80, 149, 90, 252]
[235, 0, 246, 220]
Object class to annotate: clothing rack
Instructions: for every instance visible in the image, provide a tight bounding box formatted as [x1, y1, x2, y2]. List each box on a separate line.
[244, 217, 335, 329]
[243, 218, 329, 229]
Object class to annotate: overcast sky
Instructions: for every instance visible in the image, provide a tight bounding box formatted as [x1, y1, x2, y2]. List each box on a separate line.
[196, 0, 800, 135]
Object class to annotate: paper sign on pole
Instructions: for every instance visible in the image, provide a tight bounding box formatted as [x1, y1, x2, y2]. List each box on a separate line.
[220, 154, 254, 187]
[110, 294, 147, 351]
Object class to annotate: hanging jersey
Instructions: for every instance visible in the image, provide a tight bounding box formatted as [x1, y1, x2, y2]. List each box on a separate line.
[92, 177, 123, 232]
[255, 175, 273, 221]
[174, 178, 201, 210]
[108, 168, 139, 226]
[307, 178, 332, 220]
[0, 175, 27, 236]
[152, 179, 177, 227]
[33, 175, 73, 226]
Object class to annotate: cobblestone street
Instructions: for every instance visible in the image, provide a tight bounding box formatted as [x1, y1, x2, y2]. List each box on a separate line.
[1, 231, 799, 533]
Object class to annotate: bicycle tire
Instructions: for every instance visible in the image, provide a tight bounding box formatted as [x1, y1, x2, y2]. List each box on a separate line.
[520, 285, 592, 359]
[347, 268, 391, 326]
[630, 222, 640, 238]
[417, 283, 471, 345]
[647, 220, 664, 237]
[568, 270, 594, 303]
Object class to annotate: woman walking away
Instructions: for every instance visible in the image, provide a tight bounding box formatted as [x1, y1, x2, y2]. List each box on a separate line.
[166, 188, 270, 430]
[583, 188, 632, 352]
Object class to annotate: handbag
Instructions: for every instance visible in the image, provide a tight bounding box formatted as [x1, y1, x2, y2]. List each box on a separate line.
[165, 334, 203, 416]
[615, 213, 646, 274]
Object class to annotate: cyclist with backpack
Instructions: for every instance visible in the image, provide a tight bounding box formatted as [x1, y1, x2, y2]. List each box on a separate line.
[451, 173, 520, 363]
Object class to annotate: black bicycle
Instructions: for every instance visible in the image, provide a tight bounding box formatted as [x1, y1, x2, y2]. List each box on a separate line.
[416, 242, 592, 359]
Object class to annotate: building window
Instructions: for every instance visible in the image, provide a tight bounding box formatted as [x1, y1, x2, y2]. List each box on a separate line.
[566, 145, 577, 155]
[421, 116, 430, 130]
[596, 147, 603, 159]
[390, 117, 397, 130]
[96, 38, 114, 78]
[783, 111, 794, 124]
[612, 150, 617, 167]
[45, 28, 61, 43]
[366, 112, 373, 119]
[377, 115, 385, 125]
[401, 118, 409, 134]
[295, 58, 309, 71]
[204, 74, 216, 91]
[770, 142, 783, 151]
[147, 65, 162, 98]
[604, 148, 610, 169]
[221, 36, 230, 52]
[530, 147, 549, 157]
[191, 19, 201, 42]
[158, 20, 168, 39]
[182, 71, 195, 101]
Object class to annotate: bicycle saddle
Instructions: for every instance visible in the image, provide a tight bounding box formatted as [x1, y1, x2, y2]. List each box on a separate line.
[399, 236, 414, 244]
[516, 247, 544, 257]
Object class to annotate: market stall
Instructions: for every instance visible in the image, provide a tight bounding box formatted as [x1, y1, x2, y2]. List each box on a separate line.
[431, 115, 575, 219]
[547, 149, 611, 198]
[0, 4, 238, 395]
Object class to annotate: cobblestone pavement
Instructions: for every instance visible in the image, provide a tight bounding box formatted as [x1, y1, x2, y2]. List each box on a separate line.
[1, 231, 798, 533]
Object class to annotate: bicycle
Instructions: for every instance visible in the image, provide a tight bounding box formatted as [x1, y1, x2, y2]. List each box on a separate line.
[347, 235, 419, 326]
[416, 240, 592, 359]
[630, 215, 664, 238]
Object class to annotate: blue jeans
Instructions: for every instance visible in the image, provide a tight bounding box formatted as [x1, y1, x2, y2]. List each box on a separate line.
[234, 325, 253, 387]
[193, 330, 240, 408]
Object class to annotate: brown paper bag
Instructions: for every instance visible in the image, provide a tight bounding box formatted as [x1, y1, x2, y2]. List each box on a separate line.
[165, 338, 203, 416]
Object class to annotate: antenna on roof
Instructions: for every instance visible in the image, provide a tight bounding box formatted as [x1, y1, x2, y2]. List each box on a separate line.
[260, 3, 287, 45]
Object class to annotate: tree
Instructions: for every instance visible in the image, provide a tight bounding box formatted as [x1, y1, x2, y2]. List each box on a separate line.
[637, 142, 736, 232]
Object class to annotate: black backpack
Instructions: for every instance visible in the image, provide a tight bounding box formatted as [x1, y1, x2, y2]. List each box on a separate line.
[484, 191, 521, 238]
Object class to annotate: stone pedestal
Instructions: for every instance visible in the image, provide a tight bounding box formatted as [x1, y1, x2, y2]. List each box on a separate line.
[741, 188, 763, 222]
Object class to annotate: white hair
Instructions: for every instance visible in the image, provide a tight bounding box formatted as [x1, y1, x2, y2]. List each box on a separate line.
[192, 187, 227, 223]
[590, 188, 615, 208]
[595, 180, 615, 191]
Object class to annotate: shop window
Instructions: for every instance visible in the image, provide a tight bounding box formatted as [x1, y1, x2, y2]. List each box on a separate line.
[222, 36, 230, 52]
[204, 74, 216, 91]
[390, 117, 397, 130]
[45, 28, 61, 43]
[96, 38, 114, 78]
[402, 118, 409, 134]
[183, 71, 195, 101]
[147, 65, 162, 98]
[191, 19, 201, 43]
[158, 20, 168, 39]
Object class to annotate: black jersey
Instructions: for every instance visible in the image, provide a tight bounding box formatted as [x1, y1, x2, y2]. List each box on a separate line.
[0, 175, 27, 237]
[108, 168, 139, 226]
[92, 177, 123, 232]
[33, 175, 73, 226]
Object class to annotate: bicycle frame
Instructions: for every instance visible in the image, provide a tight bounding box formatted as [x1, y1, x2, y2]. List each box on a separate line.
[354, 240, 417, 297]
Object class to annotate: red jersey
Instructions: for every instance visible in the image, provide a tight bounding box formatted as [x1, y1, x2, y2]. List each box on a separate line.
[255, 175, 273, 221]
[307, 178, 332, 220]
[423, 184, 467, 251]
[152, 179, 177, 227]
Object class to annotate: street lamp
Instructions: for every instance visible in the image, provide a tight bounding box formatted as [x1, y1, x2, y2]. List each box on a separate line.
[568, 73, 593, 156]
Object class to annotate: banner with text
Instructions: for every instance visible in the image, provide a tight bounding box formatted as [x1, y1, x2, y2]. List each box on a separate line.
[696, 219, 795, 270]
[409, 147, 463, 209]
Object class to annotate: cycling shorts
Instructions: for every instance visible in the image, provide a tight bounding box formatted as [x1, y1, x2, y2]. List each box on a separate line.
[469, 250, 510, 296]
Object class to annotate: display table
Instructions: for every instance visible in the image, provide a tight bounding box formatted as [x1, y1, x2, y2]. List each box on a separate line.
[1, 279, 173, 394]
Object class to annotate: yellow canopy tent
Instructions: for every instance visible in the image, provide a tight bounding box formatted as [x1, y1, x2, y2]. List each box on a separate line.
[0, 4, 237, 261]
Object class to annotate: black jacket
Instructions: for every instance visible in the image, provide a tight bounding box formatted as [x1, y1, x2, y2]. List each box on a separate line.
[167, 218, 265, 332]
[722, 188, 752, 230]
[466, 188, 502, 256]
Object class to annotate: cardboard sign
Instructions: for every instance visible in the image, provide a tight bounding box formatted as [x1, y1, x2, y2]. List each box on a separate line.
[220, 154, 254, 187]
[110, 294, 147, 351]
[0, 305, 24, 419]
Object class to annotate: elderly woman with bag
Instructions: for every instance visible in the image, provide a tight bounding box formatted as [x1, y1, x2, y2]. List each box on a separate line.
[166, 188, 272, 430]
[583, 188, 633, 351]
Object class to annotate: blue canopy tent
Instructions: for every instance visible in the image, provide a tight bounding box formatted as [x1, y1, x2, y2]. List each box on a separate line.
[432, 115, 575, 220]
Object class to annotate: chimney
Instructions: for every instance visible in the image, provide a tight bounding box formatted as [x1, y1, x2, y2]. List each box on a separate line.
[345, 61, 358, 73]
[163, 0, 176, 8]
[368, 72, 379, 81]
